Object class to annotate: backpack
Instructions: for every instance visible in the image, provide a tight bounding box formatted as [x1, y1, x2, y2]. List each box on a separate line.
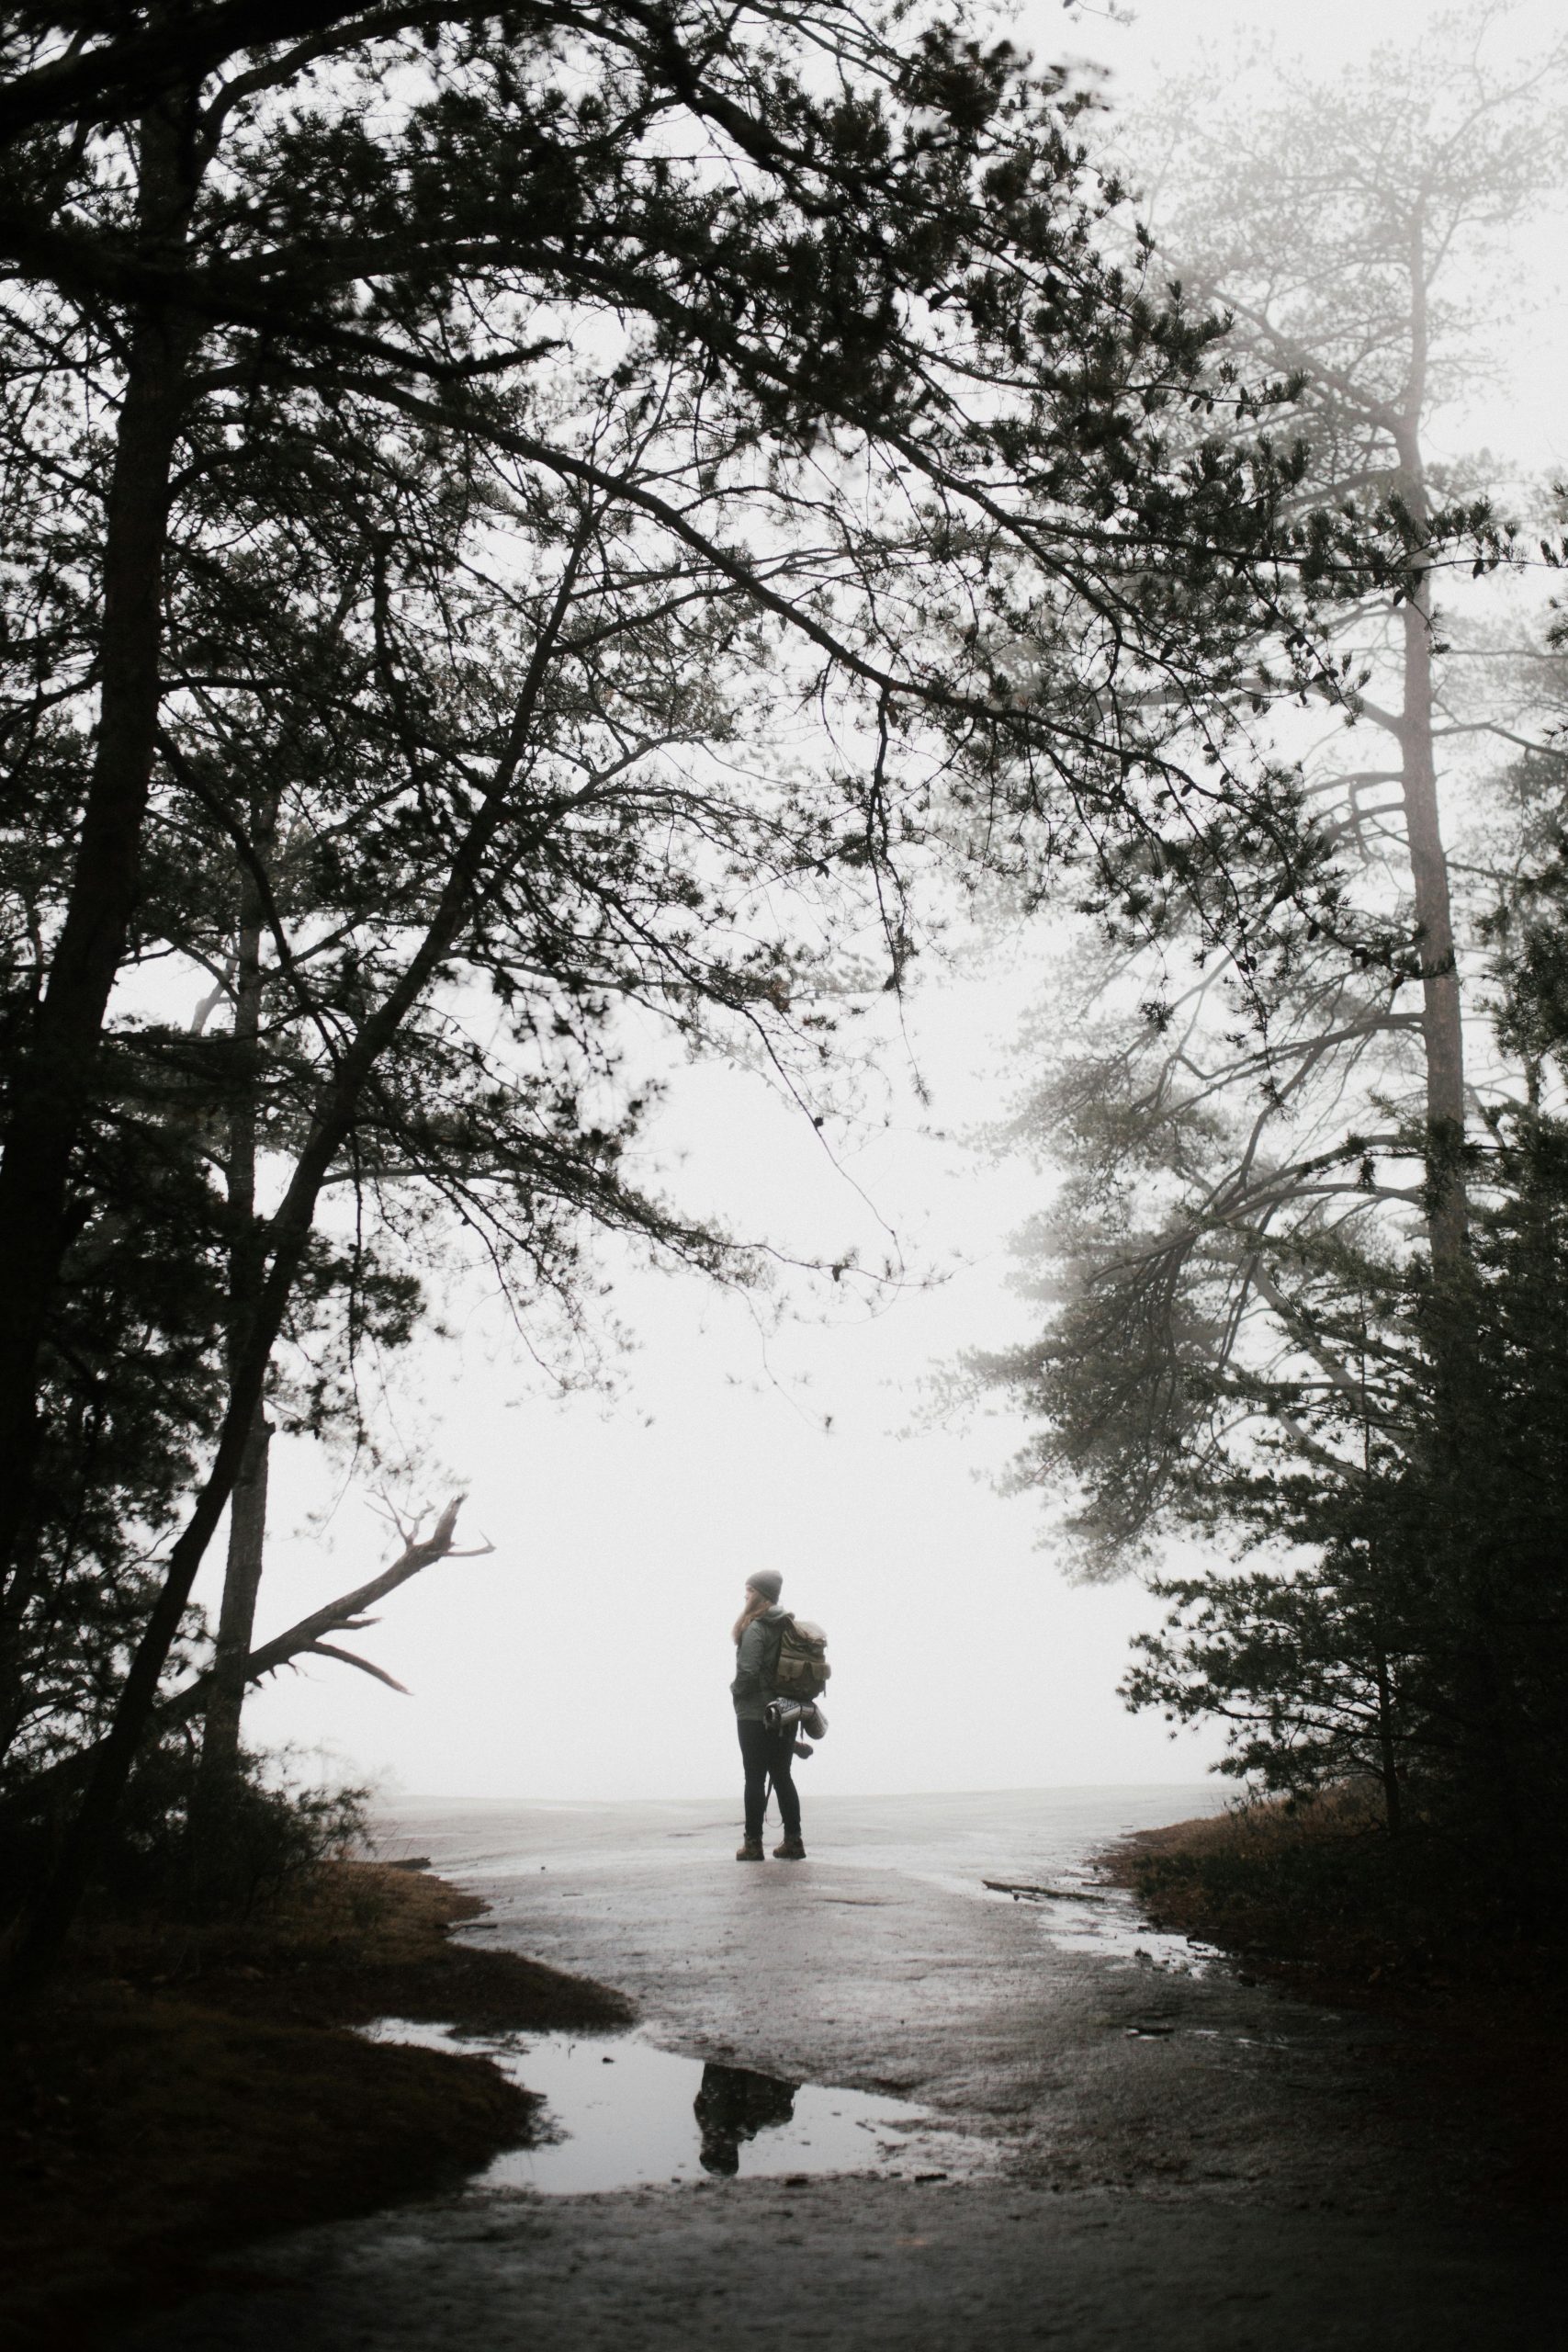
[772, 1612, 830, 1702]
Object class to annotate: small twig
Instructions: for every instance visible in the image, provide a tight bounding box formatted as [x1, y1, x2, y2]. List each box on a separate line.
[982, 1879, 1110, 1904]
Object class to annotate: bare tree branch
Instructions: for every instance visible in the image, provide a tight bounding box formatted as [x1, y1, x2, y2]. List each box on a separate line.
[161, 1494, 491, 1724]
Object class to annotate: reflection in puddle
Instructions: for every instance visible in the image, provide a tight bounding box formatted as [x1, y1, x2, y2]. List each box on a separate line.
[364, 2023, 985, 2195]
[694, 2061, 798, 2176]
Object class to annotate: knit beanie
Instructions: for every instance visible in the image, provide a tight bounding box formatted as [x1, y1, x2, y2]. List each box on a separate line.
[747, 1569, 784, 1603]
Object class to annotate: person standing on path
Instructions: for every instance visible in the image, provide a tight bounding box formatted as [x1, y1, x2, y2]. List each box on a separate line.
[732, 1571, 805, 1861]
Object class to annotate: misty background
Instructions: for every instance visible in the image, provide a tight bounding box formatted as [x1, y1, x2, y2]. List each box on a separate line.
[217, 0, 1568, 1806]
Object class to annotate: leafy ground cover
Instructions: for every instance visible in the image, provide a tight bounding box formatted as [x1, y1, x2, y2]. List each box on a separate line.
[1, 1861, 631, 2348]
[1106, 1791, 1568, 2211]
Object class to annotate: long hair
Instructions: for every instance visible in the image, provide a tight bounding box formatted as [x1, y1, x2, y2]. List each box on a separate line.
[732, 1587, 774, 1646]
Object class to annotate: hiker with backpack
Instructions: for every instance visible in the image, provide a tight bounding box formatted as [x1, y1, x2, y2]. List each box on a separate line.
[730, 1571, 829, 1862]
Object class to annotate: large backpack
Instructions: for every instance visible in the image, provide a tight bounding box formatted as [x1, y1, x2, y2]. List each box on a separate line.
[772, 1613, 830, 1702]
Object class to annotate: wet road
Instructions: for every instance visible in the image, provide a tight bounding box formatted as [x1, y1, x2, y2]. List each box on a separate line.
[120, 1789, 1564, 2350]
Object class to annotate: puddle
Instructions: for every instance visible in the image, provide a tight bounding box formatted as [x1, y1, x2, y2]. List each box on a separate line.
[364, 2024, 987, 2195]
[973, 1873, 1226, 1976]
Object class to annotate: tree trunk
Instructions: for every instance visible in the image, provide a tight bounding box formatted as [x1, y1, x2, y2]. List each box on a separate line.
[195, 1404, 272, 1799]
[0, 92, 199, 1602]
[1400, 576, 1468, 1273]
[1393, 220, 1467, 1277]
[196, 800, 276, 1831]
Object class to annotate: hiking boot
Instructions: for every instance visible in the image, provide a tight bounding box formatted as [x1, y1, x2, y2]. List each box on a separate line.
[773, 1836, 807, 1860]
[736, 1838, 765, 1861]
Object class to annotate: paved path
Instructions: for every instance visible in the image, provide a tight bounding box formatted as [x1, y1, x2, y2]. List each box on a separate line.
[120, 1790, 1563, 2350]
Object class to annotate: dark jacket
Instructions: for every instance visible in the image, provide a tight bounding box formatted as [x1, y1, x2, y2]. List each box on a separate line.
[731, 1604, 788, 1721]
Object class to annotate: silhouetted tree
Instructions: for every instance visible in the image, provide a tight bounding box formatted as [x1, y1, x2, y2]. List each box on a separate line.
[0, 1, 1314, 1976]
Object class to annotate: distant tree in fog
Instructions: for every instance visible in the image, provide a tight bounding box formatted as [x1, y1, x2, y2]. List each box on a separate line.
[964, 6, 1568, 1849]
[973, 4, 1568, 1567]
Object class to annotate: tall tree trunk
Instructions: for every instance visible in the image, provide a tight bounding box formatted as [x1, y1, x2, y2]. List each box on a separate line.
[0, 92, 199, 1603]
[194, 1405, 271, 1795]
[1394, 222, 1467, 1276]
[1400, 576, 1468, 1272]
[196, 805, 276, 1832]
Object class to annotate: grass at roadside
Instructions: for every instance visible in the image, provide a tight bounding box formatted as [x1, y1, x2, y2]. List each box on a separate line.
[1104, 1788, 1568, 2211]
[1103, 1784, 1566, 1991]
[1, 1860, 633, 2350]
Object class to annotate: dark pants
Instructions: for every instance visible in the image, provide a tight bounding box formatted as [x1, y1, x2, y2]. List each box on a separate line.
[738, 1716, 800, 1841]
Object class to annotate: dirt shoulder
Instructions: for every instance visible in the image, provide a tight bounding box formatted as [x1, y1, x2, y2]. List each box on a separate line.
[1, 1860, 631, 2351]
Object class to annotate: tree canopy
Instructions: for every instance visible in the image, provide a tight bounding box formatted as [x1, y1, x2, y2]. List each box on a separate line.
[962, 7, 1568, 1918]
[0, 0, 1326, 1975]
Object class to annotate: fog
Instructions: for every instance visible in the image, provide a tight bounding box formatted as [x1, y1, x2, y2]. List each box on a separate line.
[216, 0, 1568, 1806]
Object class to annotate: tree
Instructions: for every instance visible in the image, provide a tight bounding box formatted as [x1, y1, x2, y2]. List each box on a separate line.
[1111, 641, 1568, 1871]
[0, 1, 1314, 1976]
[968, 5, 1568, 1573]
[1125, 1100, 1568, 1890]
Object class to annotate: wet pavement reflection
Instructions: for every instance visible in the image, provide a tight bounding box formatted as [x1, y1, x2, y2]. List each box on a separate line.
[694, 2060, 799, 2175]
